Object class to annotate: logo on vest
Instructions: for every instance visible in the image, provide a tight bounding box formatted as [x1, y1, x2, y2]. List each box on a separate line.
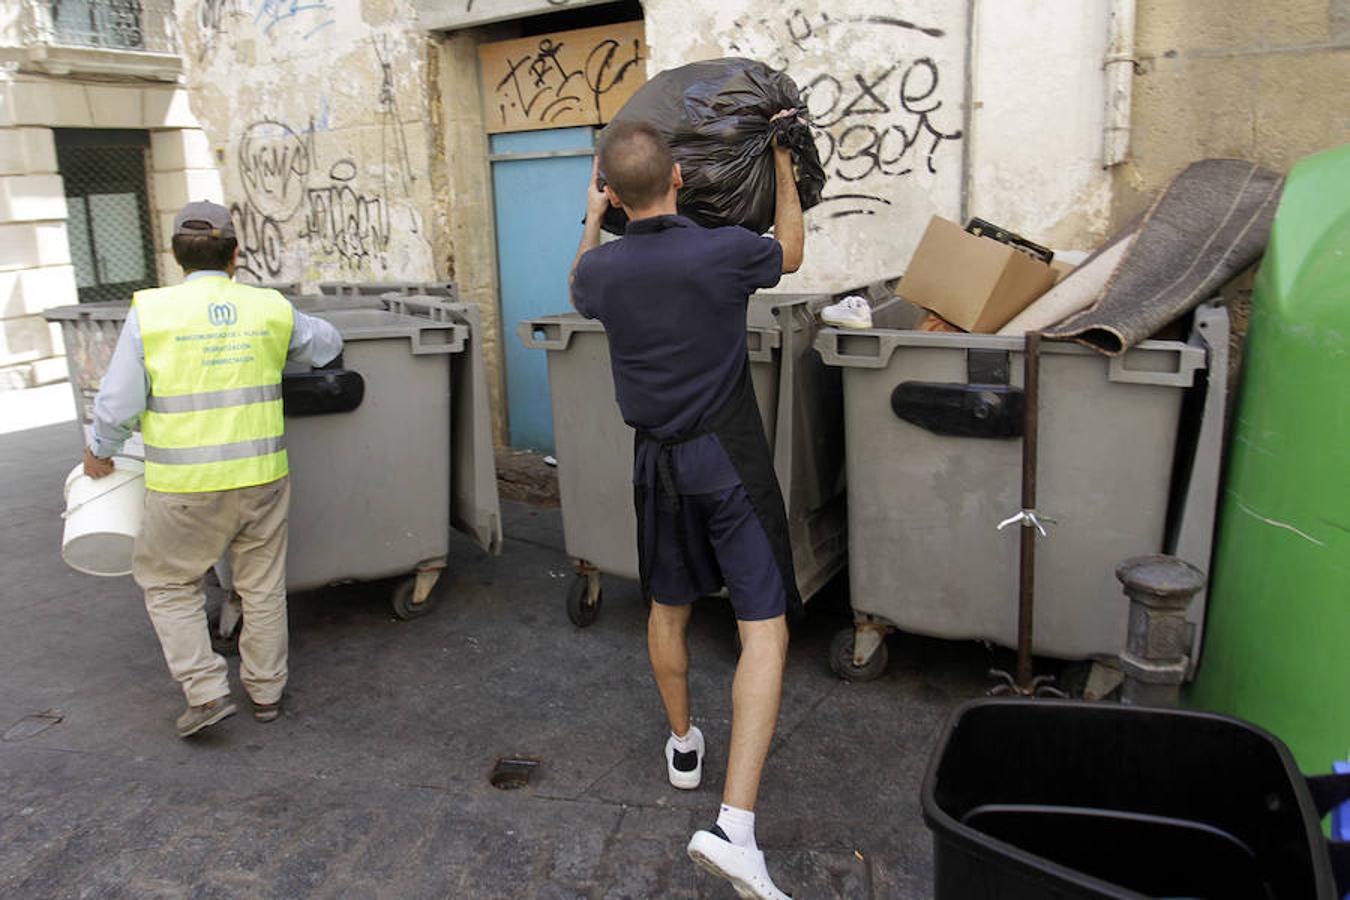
[207, 301, 238, 327]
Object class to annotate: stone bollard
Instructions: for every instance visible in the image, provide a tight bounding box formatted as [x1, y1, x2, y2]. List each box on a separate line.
[1116, 554, 1207, 707]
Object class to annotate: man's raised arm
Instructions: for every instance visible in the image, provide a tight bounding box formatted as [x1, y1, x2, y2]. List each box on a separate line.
[570, 157, 612, 311]
[771, 110, 805, 274]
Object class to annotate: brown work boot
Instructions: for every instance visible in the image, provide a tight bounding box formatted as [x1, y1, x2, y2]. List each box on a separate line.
[176, 697, 237, 738]
[252, 697, 282, 723]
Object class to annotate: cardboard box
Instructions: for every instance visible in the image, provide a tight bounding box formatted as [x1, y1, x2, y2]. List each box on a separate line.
[898, 216, 1058, 333]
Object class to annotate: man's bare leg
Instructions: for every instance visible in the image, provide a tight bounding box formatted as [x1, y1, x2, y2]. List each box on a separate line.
[723, 615, 789, 811]
[686, 613, 791, 899]
[648, 600, 693, 735]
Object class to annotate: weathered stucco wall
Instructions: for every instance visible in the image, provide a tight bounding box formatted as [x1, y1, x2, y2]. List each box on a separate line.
[1114, 0, 1350, 227]
[176, 0, 438, 285]
[644, 0, 969, 292]
[968, 1, 1114, 249]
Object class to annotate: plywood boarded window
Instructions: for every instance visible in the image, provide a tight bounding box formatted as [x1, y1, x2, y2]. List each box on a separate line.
[479, 21, 646, 134]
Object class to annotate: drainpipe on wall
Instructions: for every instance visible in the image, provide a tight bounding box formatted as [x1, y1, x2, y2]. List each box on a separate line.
[1102, 0, 1137, 167]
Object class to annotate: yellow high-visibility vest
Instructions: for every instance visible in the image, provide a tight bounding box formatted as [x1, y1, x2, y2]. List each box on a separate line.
[135, 276, 294, 493]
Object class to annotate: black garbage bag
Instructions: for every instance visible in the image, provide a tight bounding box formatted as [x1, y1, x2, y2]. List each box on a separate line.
[601, 58, 826, 235]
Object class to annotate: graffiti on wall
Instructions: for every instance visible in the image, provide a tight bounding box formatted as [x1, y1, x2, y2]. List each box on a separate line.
[227, 44, 423, 280]
[231, 123, 411, 279]
[298, 160, 393, 271]
[727, 7, 964, 221]
[254, 0, 336, 40]
[374, 34, 417, 200]
[231, 118, 311, 280]
[194, 0, 245, 61]
[478, 21, 646, 133]
[192, 0, 335, 61]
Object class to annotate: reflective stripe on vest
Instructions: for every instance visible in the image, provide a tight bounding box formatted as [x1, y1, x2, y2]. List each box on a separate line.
[136, 277, 294, 493]
[146, 383, 282, 414]
[143, 435, 286, 466]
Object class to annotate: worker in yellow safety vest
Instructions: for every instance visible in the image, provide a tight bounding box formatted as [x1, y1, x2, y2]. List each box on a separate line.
[84, 200, 343, 738]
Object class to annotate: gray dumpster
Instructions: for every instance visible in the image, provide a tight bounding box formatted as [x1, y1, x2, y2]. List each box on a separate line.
[43, 292, 501, 622]
[317, 281, 457, 300]
[813, 296, 1228, 680]
[519, 293, 846, 626]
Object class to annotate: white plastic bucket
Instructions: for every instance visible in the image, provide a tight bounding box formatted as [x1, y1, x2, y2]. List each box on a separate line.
[62, 457, 145, 577]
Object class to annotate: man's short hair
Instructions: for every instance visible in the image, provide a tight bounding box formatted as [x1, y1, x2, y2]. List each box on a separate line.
[172, 233, 237, 272]
[597, 121, 675, 210]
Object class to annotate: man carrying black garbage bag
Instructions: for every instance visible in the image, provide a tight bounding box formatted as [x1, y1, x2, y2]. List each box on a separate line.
[569, 114, 804, 899]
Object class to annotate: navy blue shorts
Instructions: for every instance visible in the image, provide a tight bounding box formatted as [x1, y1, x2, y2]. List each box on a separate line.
[648, 483, 787, 621]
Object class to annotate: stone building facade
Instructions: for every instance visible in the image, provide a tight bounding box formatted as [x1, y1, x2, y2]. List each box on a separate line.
[1, 0, 1345, 443]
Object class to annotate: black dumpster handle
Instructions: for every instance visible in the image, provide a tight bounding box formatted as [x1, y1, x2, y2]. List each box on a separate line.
[1307, 773, 1350, 818]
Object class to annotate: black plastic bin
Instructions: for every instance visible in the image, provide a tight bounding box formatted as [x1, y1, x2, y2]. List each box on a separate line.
[922, 699, 1350, 899]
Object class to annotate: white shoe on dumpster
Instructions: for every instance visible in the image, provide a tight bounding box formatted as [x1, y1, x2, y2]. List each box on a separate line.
[666, 724, 704, 789]
[687, 827, 791, 899]
[821, 295, 872, 329]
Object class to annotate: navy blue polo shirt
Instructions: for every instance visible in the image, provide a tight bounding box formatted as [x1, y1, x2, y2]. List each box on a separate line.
[572, 214, 783, 492]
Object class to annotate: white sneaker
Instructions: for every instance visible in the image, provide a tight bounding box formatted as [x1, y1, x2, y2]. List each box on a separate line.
[665, 725, 704, 790]
[821, 295, 872, 330]
[687, 828, 791, 899]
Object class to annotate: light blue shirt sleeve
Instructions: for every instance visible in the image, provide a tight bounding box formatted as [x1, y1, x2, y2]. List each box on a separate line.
[89, 308, 148, 459]
[288, 306, 343, 368]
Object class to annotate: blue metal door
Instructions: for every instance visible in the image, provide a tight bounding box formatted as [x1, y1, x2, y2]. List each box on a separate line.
[491, 126, 595, 451]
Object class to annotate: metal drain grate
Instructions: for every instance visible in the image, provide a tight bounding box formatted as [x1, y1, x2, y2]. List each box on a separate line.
[490, 757, 539, 790]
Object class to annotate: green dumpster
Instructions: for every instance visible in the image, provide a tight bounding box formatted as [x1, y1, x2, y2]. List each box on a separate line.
[1190, 143, 1350, 774]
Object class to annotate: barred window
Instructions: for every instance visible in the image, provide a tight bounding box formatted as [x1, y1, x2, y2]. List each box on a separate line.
[56, 129, 159, 304]
[49, 0, 147, 50]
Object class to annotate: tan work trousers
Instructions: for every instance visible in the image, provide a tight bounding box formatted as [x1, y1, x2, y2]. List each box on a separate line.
[132, 476, 290, 707]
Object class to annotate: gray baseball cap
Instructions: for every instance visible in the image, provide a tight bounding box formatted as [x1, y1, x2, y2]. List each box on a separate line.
[173, 200, 235, 239]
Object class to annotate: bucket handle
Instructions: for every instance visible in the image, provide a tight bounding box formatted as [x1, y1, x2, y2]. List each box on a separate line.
[62, 472, 144, 520]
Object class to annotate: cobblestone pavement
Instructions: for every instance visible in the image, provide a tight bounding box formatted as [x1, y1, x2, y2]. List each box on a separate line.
[1, 422, 998, 899]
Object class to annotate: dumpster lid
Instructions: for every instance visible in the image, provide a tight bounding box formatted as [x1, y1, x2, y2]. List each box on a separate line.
[42, 301, 131, 322]
[814, 321, 1206, 387]
[518, 293, 833, 352]
[295, 294, 468, 354]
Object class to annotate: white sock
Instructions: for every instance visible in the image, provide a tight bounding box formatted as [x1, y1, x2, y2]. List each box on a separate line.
[670, 725, 699, 753]
[715, 803, 757, 850]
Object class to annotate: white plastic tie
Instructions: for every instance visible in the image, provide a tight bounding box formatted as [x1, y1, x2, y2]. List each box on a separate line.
[997, 509, 1056, 538]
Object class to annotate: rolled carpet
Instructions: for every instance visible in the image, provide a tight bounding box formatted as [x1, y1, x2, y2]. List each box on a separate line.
[1039, 158, 1283, 355]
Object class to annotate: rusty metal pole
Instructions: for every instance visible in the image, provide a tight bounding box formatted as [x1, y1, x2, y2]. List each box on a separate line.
[1015, 331, 1042, 691]
[991, 332, 1061, 697]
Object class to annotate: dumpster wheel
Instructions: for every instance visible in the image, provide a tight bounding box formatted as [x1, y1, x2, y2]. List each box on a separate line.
[566, 571, 602, 628]
[830, 627, 889, 682]
[391, 570, 441, 621]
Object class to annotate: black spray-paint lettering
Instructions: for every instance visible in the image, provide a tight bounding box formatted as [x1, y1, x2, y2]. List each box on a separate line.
[229, 201, 285, 281]
[804, 58, 962, 183]
[727, 8, 962, 220]
[493, 33, 644, 126]
[300, 161, 392, 271]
